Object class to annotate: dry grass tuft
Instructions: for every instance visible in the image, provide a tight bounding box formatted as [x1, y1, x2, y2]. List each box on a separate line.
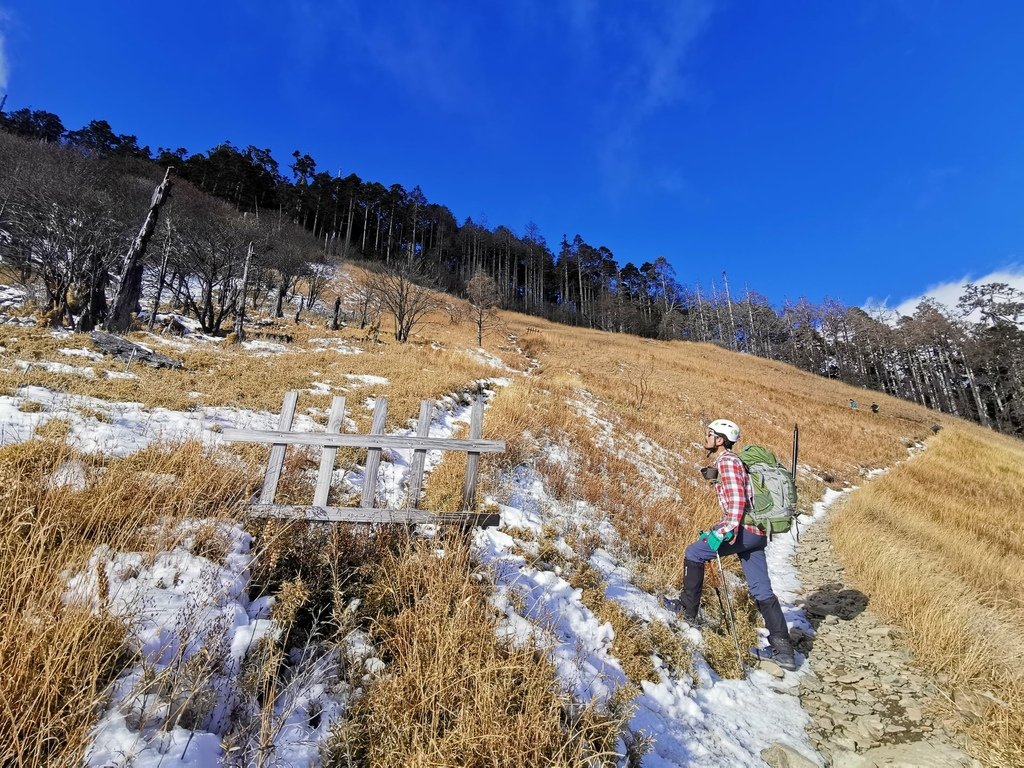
[650, 621, 693, 679]
[484, 382, 541, 470]
[332, 533, 628, 767]
[690, 563, 761, 680]
[422, 435, 471, 513]
[248, 519, 405, 647]
[567, 566, 646, 678]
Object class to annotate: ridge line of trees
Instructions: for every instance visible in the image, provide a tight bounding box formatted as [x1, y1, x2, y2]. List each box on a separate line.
[1, 106, 1021, 435]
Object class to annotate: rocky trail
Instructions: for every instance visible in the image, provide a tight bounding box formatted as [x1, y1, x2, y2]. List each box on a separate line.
[789, 505, 981, 768]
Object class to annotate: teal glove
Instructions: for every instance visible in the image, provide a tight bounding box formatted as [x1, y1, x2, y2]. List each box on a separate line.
[699, 528, 735, 552]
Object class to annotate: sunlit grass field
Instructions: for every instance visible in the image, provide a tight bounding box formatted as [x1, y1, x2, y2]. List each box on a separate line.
[1, 265, 1016, 765]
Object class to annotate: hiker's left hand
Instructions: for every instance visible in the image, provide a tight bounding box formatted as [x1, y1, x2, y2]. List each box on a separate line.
[700, 528, 734, 551]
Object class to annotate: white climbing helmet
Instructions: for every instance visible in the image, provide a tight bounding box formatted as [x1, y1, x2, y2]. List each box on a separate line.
[707, 418, 740, 443]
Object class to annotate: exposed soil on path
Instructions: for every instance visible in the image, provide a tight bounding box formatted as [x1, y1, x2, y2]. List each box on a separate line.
[791, 504, 981, 768]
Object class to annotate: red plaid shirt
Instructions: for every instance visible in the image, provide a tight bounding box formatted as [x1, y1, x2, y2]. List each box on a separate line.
[714, 450, 762, 537]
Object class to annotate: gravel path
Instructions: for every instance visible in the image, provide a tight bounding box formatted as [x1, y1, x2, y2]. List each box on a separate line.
[791, 502, 981, 768]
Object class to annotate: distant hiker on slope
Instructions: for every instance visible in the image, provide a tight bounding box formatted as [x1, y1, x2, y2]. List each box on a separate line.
[676, 418, 798, 671]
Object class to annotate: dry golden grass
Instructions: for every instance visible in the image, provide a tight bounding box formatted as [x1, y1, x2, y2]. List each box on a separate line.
[830, 425, 1024, 765]
[331, 533, 627, 767]
[698, 571, 762, 680]
[0, 433, 260, 767]
[479, 308, 933, 608]
[0, 308, 502, 429]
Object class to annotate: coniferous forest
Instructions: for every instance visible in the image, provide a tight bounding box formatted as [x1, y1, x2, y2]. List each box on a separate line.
[1, 106, 1021, 435]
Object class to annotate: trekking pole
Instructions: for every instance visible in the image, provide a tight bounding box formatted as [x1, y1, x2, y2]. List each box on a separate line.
[716, 553, 745, 675]
[712, 585, 728, 622]
[792, 424, 800, 543]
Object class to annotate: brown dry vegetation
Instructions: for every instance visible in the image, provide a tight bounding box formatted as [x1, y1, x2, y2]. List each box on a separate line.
[1, 263, 1016, 765]
[0, 434, 260, 766]
[0, 320, 501, 430]
[330, 535, 627, 767]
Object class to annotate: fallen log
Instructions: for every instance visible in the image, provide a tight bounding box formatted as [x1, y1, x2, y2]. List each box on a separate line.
[90, 331, 183, 369]
[249, 331, 294, 343]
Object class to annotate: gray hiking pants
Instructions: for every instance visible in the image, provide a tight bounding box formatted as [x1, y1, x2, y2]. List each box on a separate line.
[684, 528, 775, 602]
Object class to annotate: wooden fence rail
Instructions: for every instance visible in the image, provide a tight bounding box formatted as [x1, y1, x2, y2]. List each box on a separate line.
[221, 390, 504, 526]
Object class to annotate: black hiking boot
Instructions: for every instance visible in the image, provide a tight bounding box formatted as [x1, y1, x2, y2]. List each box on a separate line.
[662, 595, 685, 614]
[691, 608, 721, 630]
[756, 596, 799, 672]
[663, 596, 721, 629]
[767, 636, 798, 671]
[680, 559, 705, 624]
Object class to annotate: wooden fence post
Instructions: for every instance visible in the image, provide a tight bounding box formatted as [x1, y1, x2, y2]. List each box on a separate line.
[361, 399, 388, 509]
[462, 394, 484, 510]
[406, 400, 434, 509]
[260, 390, 298, 504]
[313, 396, 346, 507]
[222, 391, 505, 525]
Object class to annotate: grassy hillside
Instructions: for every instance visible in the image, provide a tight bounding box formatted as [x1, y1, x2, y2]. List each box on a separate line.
[0, 266, 1016, 765]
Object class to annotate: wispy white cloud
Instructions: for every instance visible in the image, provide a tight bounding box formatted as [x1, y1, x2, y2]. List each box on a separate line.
[593, 1, 715, 200]
[864, 263, 1024, 320]
[278, 1, 477, 113]
[565, 0, 600, 58]
[0, 9, 9, 93]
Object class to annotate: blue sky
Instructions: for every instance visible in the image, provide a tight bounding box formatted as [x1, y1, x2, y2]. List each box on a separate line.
[1, 1, 1023, 310]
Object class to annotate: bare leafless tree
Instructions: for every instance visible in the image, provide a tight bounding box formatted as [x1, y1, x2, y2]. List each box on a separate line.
[351, 272, 381, 330]
[466, 269, 500, 346]
[0, 134, 140, 328]
[163, 184, 247, 334]
[368, 259, 442, 343]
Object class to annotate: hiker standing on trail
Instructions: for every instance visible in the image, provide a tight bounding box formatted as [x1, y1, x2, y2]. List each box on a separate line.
[676, 419, 798, 671]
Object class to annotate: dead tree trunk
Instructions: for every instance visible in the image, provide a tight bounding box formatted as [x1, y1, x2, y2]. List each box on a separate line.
[331, 297, 342, 330]
[722, 271, 738, 351]
[233, 242, 254, 341]
[105, 167, 174, 333]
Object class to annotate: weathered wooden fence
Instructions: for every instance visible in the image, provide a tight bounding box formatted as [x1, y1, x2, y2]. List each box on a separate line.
[221, 391, 504, 526]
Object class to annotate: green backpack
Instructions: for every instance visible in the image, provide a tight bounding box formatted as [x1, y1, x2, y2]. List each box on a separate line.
[738, 445, 798, 539]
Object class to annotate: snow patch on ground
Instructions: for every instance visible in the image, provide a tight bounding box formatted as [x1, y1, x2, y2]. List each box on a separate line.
[465, 347, 515, 371]
[0, 284, 35, 324]
[0, 283, 27, 307]
[343, 373, 390, 387]
[59, 347, 105, 361]
[139, 334, 197, 352]
[0, 385, 321, 455]
[70, 520, 351, 768]
[569, 388, 686, 500]
[14, 359, 96, 378]
[308, 338, 363, 355]
[241, 340, 290, 356]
